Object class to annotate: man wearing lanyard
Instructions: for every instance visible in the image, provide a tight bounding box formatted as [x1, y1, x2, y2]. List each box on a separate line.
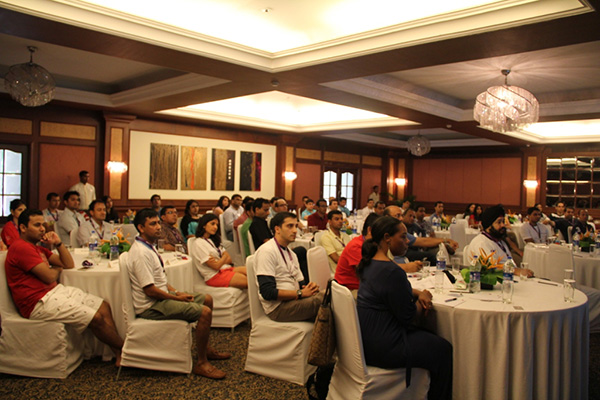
[521, 207, 549, 244]
[254, 212, 324, 322]
[469, 205, 534, 277]
[77, 200, 114, 247]
[127, 208, 231, 379]
[42, 192, 62, 232]
[320, 210, 351, 275]
[56, 191, 86, 245]
[159, 205, 187, 253]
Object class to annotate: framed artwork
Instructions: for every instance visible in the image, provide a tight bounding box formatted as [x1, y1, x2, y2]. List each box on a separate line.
[240, 151, 262, 191]
[181, 146, 207, 190]
[149, 143, 178, 189]
[211, 149, 235, 190]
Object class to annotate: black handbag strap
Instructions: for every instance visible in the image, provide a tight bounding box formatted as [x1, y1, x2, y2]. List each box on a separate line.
[322, 279, 333, 307]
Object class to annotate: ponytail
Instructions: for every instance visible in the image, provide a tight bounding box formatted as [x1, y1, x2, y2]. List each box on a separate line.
[356, 238, 378, 280]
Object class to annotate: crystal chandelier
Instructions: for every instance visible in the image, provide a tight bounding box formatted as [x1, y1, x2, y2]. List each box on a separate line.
[407, 132, 431, 156]
[4, 46, 56, 107]
[473, 69, 539, 133]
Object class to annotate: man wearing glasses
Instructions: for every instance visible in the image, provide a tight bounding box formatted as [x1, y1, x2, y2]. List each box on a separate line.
[159, 205, 187, 253]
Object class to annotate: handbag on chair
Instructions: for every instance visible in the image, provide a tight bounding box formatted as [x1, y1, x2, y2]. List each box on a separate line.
[307, 279, 336, 367]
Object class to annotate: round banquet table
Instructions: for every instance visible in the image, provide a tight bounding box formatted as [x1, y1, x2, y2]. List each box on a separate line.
[60, 249, 193, 359]
[410, 275, 589, 400]
[523, 244, 600, 289]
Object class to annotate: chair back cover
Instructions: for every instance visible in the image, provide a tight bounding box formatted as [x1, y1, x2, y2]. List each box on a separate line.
[219, 213, 229, 243]
[237, 225, 246, 258]
[547, 244, 575, 283]
[245, 255, 266, 325]
[449, 223, 467, 251]
[314, 230, 325, 247]
[0, 252, 18, 316]
[70, 227, 79, 248]
[462, 243, 472, 266]
[307, 246, 332, 288]
[118, 252, 137, 323]
[247, 231, 256, 255]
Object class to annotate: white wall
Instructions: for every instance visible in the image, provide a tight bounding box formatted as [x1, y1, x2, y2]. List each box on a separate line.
[129, 130, 276, 200]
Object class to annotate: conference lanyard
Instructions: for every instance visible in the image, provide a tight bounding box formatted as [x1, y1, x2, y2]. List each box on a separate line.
[273, 237, 294, 273]
[135, 237, 164, 271]
[203, 237, 222, 258]
[329, 229, 346, 248]
[90, 219, 104, 240]
[482, 231, 509, 255]
[46, 210, 59, 222]
[531, 223, 541, 241]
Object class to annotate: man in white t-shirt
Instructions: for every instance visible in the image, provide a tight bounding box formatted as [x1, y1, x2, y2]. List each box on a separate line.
[127, 208, 231, 379]
[69, 170, 96, 210]
[360, 198, 375, 217]
[254, 212, 323, 322]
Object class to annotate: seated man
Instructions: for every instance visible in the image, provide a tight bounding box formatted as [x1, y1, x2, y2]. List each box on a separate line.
[550, 201, 566, 220]
[249, 198, 273, 250]
[5, 209, 123, 364]
[320, 210, 352, 275]
[56, 191, 86, 246]
[374, 201, 386, 216]
[77, 200, 114, 247]
[573, 209, 595, 236]
[222, 194, 243, 241]
[301, 198, 316, 221]
[306, 199, 328, 231]
[127, 209, 230, 379]
[521, 206, 549, 244]
[427, 201, 447, 227]
[328, 198, 339, 212]
[469, 205, 533, 277]
[338, 197, 351, 217]
[415, 205, 435, 237]
[359, 199, 375, 217]
[159, 205, 187, 253]
[239, 201, 255, 258]
[42, 192, 62, 232]
[555, 206, 575, 242]
[254, 212, 323, 322]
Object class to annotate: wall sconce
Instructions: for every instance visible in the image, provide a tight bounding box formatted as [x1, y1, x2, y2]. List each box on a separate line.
[107, 161, 128, 173]
[523, 180, 538, 189]
[395, 178, 406, 186]
[284, 171, 297, 181]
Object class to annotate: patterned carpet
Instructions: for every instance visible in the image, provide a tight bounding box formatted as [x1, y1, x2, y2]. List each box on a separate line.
[1, 323, 599, 399]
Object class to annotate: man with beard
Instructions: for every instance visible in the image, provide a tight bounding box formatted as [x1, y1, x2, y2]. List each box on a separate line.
[469, 205, 533, 277]
[554, 206, 576, 242]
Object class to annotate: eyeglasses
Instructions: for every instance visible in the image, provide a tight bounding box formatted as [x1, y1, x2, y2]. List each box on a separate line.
[165, 211, 177, 215]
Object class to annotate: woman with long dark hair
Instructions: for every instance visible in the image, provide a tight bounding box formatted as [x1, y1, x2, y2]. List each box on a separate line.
[212, 196, 230, 217]
[180, 199, 201, 239]
[190, 214, 247, 289]
[357, 216, 452, 400]
[102, 195, 119, 223]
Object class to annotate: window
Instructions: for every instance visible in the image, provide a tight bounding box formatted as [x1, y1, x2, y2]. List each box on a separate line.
[0, 148, 24, 218]
[323, 168, 357, 210]
[545, 157, 600, 209]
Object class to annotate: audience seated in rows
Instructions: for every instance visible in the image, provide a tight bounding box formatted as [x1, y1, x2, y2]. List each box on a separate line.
[126, 208, 230, 379]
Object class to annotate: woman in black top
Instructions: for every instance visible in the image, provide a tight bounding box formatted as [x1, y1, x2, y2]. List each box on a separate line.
[180, 199, 201, 239]
[357, 216, 453, 400]
[102, 196, 119, 223]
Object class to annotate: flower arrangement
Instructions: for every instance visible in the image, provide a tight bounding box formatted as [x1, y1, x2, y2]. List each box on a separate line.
[98, 228, 131, 255]
[460, 248, 504, 286]
[505, 210, 520, 225]
[440, 215, 452, 230]
[579, 230, 597, 251]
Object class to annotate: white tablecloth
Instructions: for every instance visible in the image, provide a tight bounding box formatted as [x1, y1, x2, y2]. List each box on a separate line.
[61, 250, 193, 358]
[523, 245, 600, 289]
[410, 276, 589, 400]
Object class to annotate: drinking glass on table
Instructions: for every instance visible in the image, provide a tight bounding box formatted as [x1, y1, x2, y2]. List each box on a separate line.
[520, 262, 529, 282]
[563, 269, 576, 302]
[421, 261, 431, 280]
[157, 239, 165, 254]
[175, 244, 184, 260]
[451, 257, 461, 277]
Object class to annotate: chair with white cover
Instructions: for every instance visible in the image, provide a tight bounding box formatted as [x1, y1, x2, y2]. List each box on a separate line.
[449, 223, 466, 259]
[568, 226, 573, 243]
[70, 227, 80, 248]
[219, 214, 243, 266]
[188, 237, 249, 331]
[117, 252, 194, 377]
[236, 225, 247, 259]
[462, 243, 472, 266]
[307, 246, 332, 287]
[244, 255, 316, 385]
[544, 244, 575, 283]
[314, 230, 326, 247]
[247, 231, 256, 255]
[0, 252, 85, 378]
[327, 281, 429, 399]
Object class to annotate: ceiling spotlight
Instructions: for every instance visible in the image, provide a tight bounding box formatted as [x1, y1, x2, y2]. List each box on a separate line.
[474, 69, 539, 133]
[4, 46, 56, 107]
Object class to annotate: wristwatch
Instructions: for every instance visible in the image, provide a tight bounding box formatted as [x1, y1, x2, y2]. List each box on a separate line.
[296, 289, 303, 299]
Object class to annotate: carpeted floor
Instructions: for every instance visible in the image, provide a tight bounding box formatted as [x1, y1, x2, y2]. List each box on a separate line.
[1, 323, 599, 399]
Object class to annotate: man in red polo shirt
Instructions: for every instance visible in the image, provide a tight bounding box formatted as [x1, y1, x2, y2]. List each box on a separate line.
[5, 209, 123, 365]
[307, 199, 329, 231]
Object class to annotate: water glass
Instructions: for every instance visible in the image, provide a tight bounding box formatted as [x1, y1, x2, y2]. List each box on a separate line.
[92, 250, 102, 266]
[157, 239, 165, 254]
[564, 269, 574, 280]
[564, 279, 576, 302]
[175, 244, 184, 260]
[589, 243, 596, 256]
[421, 261, 431, 280]
[520, 262, 529, 282]
[451, 257, 461, 277]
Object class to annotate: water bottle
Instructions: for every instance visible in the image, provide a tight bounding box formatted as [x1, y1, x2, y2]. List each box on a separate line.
[469, 256, 481, 293]
[109, 233, 120, 261]
[435, 244, 447, 293]
[572, 231, 580, 252]
[502, 257, 516, 304]
[88, 230, 99, 256]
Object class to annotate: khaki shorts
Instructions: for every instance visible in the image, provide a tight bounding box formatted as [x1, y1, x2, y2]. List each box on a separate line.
[138, 293, 206, 322]
[30, 284, 103, 334]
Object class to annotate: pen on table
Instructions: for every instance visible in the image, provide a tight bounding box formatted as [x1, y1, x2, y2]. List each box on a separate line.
[538, 280, 559, 286]
[445, 298, 458, 302]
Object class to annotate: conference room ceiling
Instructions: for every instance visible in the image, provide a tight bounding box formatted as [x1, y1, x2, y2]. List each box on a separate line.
[0, 0, 599, 150]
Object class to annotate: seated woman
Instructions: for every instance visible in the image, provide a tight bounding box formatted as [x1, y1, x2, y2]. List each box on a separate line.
[462, 203, 476, 220]
[212, 195, 229, 217]
[102, 195, 119, 223]
[181, 199, 201, 239]
[191, 214, 247, 289]
[357, 216, 452, 400]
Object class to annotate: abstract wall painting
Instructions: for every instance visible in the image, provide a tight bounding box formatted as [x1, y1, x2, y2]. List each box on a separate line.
[240, 151, 262, 191]
[149, 143, 178, 190]
[211, 149, 235, 191]
[181, 146, 207, 190]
